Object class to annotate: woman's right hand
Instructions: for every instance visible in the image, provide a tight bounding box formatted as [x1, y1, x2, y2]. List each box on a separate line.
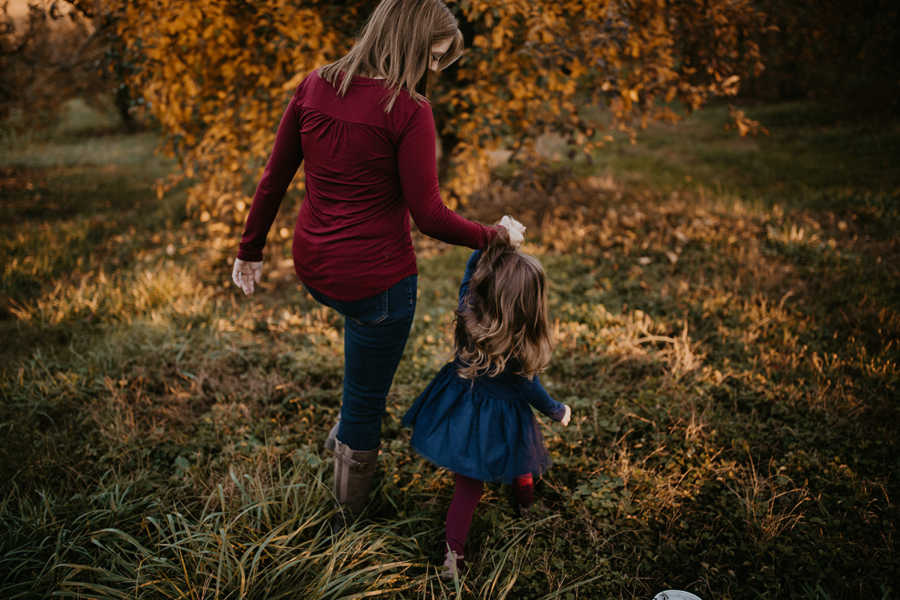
[232, 257, 263, 296]
[499, 215, 526, 248]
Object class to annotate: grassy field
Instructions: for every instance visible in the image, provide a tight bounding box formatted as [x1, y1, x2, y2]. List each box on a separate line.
[1, 98, 898, 599]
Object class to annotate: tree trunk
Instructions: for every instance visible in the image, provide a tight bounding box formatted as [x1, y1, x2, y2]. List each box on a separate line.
[115, 83, 138, 133]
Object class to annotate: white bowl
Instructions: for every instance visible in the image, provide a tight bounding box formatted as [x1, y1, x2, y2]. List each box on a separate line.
[653, 591, 702, 600]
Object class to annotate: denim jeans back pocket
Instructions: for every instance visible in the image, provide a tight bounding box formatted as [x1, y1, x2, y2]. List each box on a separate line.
[347, 289, 390, 326]
[306, 276, 417, 327]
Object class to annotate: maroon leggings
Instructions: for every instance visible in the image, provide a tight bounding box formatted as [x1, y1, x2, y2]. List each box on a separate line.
[445, 472, 534, 555]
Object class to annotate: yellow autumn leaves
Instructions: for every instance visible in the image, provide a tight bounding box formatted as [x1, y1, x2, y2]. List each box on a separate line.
[108, 0, 765, 230]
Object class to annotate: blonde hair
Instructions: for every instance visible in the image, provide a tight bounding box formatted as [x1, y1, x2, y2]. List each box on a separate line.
[455, 232, 553, 380]
[319, 0, 464, 112]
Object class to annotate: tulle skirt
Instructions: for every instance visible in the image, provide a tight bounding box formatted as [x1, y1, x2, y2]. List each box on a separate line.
[402, 363, 552, 483]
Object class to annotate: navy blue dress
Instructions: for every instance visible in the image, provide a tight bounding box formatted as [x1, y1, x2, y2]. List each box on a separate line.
[402, 250, 566, 484]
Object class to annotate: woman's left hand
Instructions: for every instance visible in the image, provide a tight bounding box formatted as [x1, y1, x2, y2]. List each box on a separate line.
[232, 257, 263, 296]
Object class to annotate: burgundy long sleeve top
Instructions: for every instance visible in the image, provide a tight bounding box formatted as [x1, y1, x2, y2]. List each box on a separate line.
[237, 69, 498, 301]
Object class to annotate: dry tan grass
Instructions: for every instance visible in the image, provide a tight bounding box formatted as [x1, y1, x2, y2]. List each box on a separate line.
[724, 453, 811, 544]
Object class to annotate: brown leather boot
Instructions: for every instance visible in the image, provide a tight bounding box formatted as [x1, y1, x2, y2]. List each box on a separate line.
[333, 439, 379, 514]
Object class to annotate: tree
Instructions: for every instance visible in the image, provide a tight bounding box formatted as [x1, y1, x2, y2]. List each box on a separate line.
[743, 0, 900, 112]
[0, 0, 135, 129]
[110, 0, 357, 222]
[86, 0, 767, 227]
[433, 0, 767, 197]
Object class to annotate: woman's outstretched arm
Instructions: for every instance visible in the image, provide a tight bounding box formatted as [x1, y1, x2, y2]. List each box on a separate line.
[397, 102, 498, 249]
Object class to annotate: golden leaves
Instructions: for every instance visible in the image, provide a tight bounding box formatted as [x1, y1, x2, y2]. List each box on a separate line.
[111, 0, 766, 225]
[435, 0, 765, 203]
[728, 105, 770, 137]
[112, 0, 338, 225]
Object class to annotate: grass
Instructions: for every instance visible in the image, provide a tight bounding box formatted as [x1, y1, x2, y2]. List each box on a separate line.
[1, 98, 897, 598]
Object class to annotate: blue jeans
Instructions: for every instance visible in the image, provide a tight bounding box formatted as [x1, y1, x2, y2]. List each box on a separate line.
[305, 275, 417, 451]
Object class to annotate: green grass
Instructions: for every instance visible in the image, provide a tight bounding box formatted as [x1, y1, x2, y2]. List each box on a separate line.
[589, 101, 900, 199]
[1, 98, 897, 598]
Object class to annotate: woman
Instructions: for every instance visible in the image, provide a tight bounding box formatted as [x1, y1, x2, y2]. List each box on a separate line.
[231, 0, 522, 513]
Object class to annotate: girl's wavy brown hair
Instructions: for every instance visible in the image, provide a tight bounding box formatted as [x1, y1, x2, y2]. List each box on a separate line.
[319, 0, 464, 113]
[455, 231, 553, 380]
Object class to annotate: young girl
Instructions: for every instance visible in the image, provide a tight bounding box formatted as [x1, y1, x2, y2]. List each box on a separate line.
[402, 230, 572, 578]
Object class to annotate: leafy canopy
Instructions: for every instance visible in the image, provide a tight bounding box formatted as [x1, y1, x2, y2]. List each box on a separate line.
[111, 0, 764, 223]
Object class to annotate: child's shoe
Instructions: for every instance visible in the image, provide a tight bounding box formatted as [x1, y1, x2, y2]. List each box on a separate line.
[441, 547, 464, 580]
[516, 497, 551, 519]
[508, 473, 536, 517]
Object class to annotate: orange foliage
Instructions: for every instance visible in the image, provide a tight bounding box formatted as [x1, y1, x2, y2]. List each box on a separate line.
[103, 0, 766, 227]
[110, 0, 353, 225]
[434, 0, 767, 198]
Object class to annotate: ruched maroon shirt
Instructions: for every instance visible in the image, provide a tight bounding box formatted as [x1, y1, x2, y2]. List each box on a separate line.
[238, 69, 497, 301]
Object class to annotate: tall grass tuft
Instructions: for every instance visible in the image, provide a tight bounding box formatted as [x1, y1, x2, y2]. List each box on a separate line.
[45, 451, 426, 599]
